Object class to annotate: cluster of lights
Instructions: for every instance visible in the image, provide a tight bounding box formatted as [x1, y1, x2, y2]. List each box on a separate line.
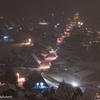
[49, 49, 56, 53]
[57, 38, 63, 45]
[78, 22, 83, 26]
[36, 82, 44, 86]
[54, 23, 60, 29]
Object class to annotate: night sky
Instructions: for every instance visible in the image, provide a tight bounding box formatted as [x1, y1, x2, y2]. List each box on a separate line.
[0, 0, 100, 23]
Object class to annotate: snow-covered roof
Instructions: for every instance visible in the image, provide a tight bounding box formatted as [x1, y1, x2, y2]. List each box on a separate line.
[55, 61, 68, 65]
[51, 58, 69, 65]
[70, 59, 80, 63]
[68, 67, 80, 72]
[52, 82, 77, 100]
[75, 61, 100, 70]
[72, 55, 80, 60]
[26, 53, 41, 64]
[75, 69, 94, 78]
[32, 53, 41, 64]
[80, 88, 98, 100]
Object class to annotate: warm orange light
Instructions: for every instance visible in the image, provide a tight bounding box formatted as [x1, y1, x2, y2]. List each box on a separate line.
[16, 73, 19, 79]
[29, 39, 31, 42]
[16, 73, 19, 76]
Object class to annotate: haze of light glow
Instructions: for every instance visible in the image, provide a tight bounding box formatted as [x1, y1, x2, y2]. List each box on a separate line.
[29, 39, 31, 42]
[44, 53, 58, 61]
[0, 82, 5, 86]
[72, 82, 78, 87]
[16, 73, 26, 89]
[39, 20, 49, 25]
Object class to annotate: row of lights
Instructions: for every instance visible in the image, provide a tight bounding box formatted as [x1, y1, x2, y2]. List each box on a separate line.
[36, 82, 44, 86]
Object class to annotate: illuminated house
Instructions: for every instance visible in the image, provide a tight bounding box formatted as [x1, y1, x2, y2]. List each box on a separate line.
[24, 70, 48, 92]
[74, 12, 79, 21]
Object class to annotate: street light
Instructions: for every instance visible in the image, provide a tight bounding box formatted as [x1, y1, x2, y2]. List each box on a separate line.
[16, 73, 19, 79]
[29, 39, 31, 42]
[52, 14, 54, 16]
[72, 82, 78, 87]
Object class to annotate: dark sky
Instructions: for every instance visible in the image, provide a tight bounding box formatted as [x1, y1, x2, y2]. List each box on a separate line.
[0, 0, 99, 15]
[0, 0, 100, 23]
[0, 0, 65, 15]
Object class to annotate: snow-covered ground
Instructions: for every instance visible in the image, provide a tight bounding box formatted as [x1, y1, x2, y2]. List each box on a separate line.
[48, 73, 95, 92]
[48, 73, 100, 92]
[50, 73, 79, 85]
[44, 78, 58, 89]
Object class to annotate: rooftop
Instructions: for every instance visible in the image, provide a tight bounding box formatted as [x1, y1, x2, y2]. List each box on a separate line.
[74, 69, 94, 78]
[75, 61, 100, 70]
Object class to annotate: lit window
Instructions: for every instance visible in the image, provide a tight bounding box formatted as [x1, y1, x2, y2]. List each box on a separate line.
[57, 23, 59, 26]
[36, 83, 39, 86]
[40, 82, 44, 86]
[4, 36, 9, 39]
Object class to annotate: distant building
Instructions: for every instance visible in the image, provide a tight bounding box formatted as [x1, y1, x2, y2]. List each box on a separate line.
[24, 54, 41, 68]
[70, 26, 82, 36]
[24, 56, 38, 68]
